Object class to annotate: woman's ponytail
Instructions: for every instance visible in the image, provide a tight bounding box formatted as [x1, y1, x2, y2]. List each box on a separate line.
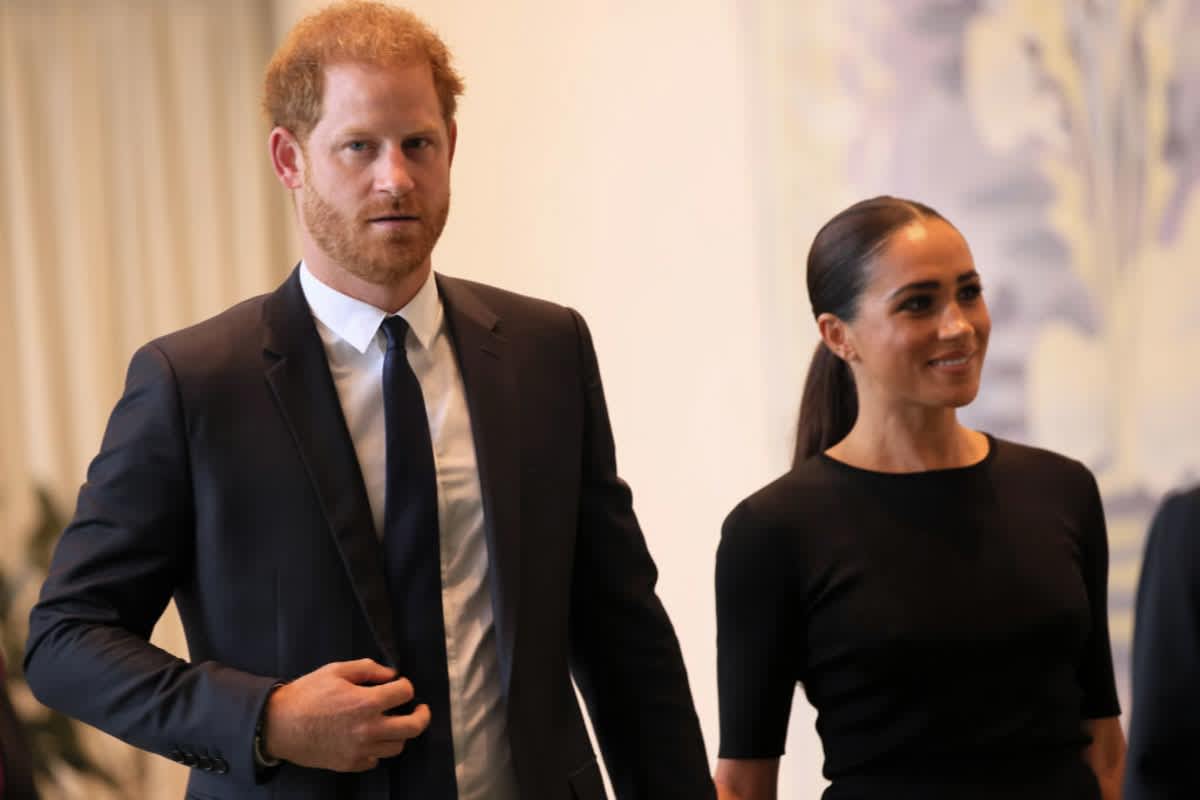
[794, 342, 857, 465]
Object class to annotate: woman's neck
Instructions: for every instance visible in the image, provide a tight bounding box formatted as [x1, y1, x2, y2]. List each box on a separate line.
[825, 406, 988, 473]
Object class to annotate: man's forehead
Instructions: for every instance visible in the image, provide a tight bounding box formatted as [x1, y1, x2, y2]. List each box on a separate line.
[309, 60, 444, 137]
[318, 60, 436, 106]
[322, 57, 434, 83]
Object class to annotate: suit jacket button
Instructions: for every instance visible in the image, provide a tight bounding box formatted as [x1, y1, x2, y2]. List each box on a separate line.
[181, 753, 197, 767]
[167, 750, 183, 762]
[214, 756, 229, 774]
[197, 755, 213, 771]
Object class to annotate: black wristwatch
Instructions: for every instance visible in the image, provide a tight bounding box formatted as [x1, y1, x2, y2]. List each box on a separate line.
[254, 686, 283, 769]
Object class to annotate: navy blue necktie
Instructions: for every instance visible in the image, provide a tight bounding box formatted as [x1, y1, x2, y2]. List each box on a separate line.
[379, 316, 457, 799]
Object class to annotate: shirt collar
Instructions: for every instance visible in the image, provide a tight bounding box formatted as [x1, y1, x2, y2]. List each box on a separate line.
[299, 262, 442, 354]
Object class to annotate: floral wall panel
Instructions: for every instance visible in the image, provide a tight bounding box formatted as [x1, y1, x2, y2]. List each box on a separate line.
[762, 0, 1200, 715]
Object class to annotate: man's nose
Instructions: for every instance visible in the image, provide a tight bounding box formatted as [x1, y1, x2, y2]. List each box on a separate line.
[377, 149, 415, 194]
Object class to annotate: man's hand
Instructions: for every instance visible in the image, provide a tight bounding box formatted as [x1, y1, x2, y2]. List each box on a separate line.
[263, 658, 432, 772]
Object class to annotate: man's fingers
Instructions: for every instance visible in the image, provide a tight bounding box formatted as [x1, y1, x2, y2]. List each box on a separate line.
[373, 702, 432, 743]
[330, 658, 396, 685]
[368, 676, 416, 709]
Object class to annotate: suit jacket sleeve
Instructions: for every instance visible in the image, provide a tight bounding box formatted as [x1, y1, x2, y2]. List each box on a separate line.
[563, 309, 714, 799]
[1125, 487, 1200, 800]
[23, 343, 278, 787]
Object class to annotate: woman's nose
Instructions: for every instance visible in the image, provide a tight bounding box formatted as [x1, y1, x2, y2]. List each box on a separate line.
[939, 303, 972, 338]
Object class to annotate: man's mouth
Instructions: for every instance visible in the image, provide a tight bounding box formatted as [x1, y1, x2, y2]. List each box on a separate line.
[368, 214, 419, 223]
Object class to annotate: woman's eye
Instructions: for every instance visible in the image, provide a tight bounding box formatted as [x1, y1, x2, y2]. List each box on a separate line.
[958, 284, 983, 302]
[899, 295, 932, 313]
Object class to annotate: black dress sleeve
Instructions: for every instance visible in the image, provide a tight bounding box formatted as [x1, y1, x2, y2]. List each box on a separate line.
[716, 498, 801, 759]
[1074, 466, 1122, 720]
[1125, 487, 1200, 799]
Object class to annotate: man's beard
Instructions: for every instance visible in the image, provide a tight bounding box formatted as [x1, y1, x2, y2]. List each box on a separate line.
[301, 182, 449, 286]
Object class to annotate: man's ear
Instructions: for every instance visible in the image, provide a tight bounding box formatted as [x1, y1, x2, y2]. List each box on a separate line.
[269, 126, 306, 189]
[817, 312, 856, 362]
[447, 119, 458, 167]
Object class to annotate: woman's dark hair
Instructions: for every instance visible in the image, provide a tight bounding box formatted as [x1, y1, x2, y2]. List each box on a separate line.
[794, 195, 949, 464]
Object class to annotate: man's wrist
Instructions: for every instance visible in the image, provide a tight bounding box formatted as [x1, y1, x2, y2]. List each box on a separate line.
[254, 683, 284, 769]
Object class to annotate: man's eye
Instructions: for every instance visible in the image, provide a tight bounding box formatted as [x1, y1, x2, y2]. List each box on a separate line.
[404, 137, 431, 151]
[346, 141, 371, 152]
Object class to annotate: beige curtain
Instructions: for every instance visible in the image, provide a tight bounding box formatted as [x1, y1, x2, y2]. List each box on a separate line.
[0, 1, 290, 796]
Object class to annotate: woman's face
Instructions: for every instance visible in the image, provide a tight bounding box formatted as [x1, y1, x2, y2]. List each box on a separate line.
[837, 219, 990, 414]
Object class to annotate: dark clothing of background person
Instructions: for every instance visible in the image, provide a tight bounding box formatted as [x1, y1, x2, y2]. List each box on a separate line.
[1125, 485, 1200, 800]
[0, 654, 39, 799]
[717, 436, 1120, 800]
[23, 269, 711, 800]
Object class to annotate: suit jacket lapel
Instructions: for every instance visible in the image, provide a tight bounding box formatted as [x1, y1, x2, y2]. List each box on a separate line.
[437, 274, 521, 695]
[260, 267, 399, 665]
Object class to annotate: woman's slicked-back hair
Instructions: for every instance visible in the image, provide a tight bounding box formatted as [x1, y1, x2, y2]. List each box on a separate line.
[794, 196, 949, 464]
[263, 0, 465, 143]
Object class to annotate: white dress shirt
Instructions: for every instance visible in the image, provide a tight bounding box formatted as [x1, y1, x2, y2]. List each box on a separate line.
[299, 264, 519, 800]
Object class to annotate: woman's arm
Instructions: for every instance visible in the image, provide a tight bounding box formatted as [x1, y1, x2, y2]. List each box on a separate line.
[1083, 716, 1126, 800]
[714, 501, 801, 800]
[715, 757, 780, 800]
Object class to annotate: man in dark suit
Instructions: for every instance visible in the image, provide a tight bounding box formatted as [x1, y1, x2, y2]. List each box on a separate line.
[1125, 484, 1200, 800]
[23, 2, 712, 798]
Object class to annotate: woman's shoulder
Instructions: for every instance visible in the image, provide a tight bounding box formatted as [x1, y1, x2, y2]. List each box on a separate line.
[721, 457, 843, 538]
[984, 436, 1105, 520]
[717, 465, 828, 581]
[988, 435, 1096, 483]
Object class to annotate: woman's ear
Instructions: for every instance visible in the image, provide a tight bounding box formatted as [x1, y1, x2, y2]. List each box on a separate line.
[817, 312, 857, 362]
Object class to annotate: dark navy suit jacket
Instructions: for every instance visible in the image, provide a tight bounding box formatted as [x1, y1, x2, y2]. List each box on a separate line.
[24, 269, 712, 799]
[1126, 485, 1200, 800]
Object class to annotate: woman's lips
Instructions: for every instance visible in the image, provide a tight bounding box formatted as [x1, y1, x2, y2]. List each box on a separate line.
[928, 352, 974, 371]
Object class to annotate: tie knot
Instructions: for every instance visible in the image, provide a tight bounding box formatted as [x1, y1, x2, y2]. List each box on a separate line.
[380, 315, 411, 351]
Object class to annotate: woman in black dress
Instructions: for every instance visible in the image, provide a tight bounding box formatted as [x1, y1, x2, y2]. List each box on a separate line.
[714, 197, 1125, 800]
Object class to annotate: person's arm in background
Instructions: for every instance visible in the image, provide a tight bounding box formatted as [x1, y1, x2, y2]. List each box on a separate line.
[1124, 487, 1200, 800]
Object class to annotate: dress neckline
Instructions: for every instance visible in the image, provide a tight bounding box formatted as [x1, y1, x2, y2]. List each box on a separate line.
[818, 433, 997, 478]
